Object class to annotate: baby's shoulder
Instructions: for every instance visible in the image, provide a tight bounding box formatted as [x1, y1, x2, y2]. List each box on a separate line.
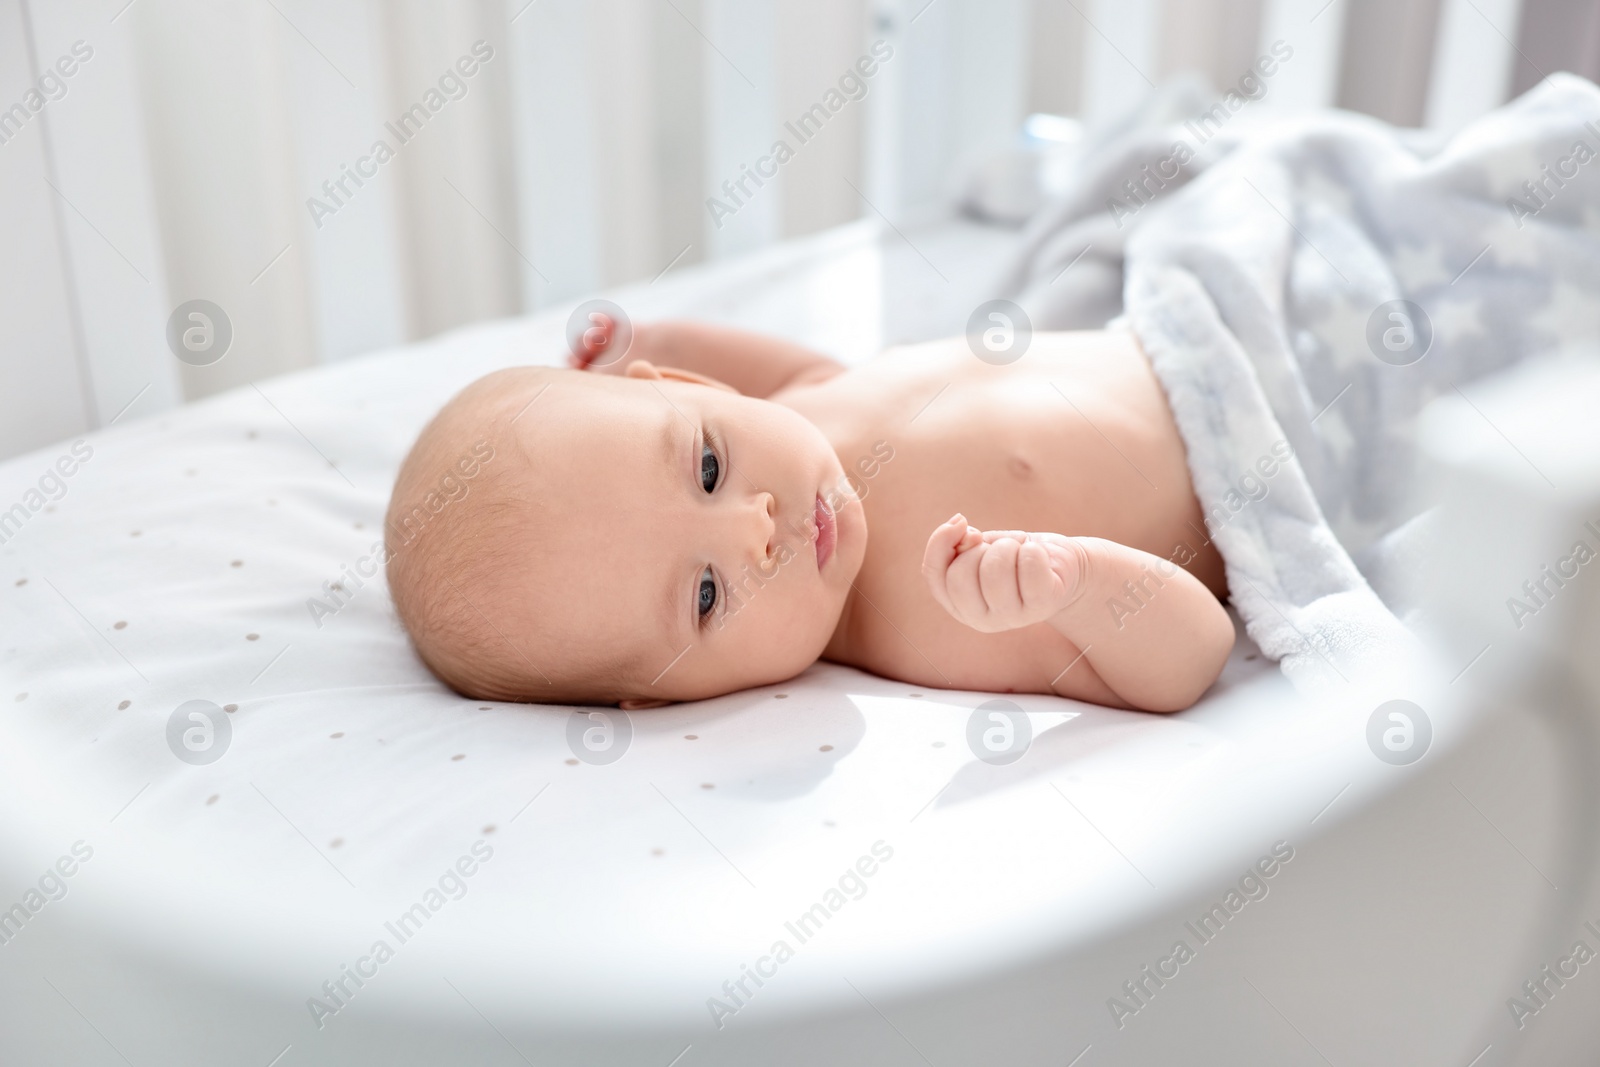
[776, 338, 964, 408]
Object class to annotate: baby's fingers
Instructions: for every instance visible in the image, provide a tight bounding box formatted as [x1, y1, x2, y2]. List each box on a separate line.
[567, 312, 615, 369]
[945, 540, 990, 623]
[1042, 537, 1089, 606]
[977, 536, 1023, 620]
[1017, 539, 1062, 612]
[921, 514, 970, 616]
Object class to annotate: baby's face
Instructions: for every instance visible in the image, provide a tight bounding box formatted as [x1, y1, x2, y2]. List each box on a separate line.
[507, 368, 867, 703]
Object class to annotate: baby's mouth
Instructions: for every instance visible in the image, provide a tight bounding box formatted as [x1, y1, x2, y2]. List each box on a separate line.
[813, 494, 836, 570]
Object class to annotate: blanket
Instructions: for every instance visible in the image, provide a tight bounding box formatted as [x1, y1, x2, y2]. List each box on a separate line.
[999, 74, 1600, 691]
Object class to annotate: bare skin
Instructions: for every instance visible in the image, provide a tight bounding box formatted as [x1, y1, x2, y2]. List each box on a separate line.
[566, 318, 1234, 712]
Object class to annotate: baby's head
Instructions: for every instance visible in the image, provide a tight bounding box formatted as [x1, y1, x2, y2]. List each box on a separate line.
[386, 362, 867, 707]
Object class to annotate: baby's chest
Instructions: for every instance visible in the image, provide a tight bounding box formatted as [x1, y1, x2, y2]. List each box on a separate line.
[856, 375, 1180, 542]
[831, 374, 1208, 692]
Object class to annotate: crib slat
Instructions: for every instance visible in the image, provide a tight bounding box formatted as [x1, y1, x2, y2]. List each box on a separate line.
[3, 0, 182, 454]
[772, 0, 871, 241]
[1254, 0, 1348, 112]
[1158, 0, 1269, 97]
[1425, 0, 1526, 133]
[1027, 0, 1089, 118]
[505, 0, 605, 309]
[862, 0, 1030, 218]
[1078, 0, 1161, 126]
[0, 0, 94, 457]
[280, 0, 408, 361]
[703, 0, 781, 259]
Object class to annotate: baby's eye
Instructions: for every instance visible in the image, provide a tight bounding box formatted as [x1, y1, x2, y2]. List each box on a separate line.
[700, 440, 720, 493]
[697, 566, 718, 619]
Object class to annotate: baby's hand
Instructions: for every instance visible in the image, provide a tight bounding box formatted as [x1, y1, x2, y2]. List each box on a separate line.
[566, 312, 636, 373]
[921, 515, 1088, 633]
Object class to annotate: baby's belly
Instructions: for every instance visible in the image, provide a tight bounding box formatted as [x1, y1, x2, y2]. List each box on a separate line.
[824, 332, 1223, 694]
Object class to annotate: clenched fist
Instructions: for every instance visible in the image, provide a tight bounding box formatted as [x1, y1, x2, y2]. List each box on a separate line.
[921, 514, 1090, 633]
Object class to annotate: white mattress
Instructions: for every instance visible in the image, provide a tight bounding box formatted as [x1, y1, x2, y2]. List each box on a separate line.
[0, 218, 1577, 1066]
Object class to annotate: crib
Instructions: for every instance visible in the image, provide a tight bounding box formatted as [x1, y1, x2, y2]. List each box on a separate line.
[2, 217, 1598, 1065]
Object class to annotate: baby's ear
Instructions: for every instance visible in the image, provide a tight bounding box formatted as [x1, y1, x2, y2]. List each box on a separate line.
[619, 697, 672, 710]
[625, 359, 737, 393]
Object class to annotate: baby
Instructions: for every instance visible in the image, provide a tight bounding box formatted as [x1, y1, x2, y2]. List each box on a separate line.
[386, 318, 1236, 713]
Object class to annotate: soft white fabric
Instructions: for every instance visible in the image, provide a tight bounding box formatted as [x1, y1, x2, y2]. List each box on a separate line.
[1002, 75, 1600, 689]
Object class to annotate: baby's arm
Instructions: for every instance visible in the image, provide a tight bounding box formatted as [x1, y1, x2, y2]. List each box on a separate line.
[922, 516, 1234, 712]
[570, 317, 843, 398]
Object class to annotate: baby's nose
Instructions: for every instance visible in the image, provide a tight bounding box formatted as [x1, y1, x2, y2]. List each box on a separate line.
[747, 492, 777, 562]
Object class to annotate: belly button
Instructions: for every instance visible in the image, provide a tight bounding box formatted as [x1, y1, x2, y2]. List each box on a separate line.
[1009, 455, 1033, 480]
